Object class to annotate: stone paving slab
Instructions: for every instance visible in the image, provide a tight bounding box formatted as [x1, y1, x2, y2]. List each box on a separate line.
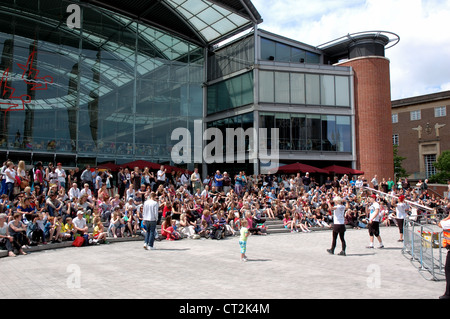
[0, 226, 445, 300]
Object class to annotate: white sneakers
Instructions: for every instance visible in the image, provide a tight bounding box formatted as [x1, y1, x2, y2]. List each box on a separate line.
[143, 243, 156, 250]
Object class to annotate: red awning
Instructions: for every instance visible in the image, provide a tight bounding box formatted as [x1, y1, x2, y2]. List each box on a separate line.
[120, 160, 160, 170]
[323, 165, 364, 175]
[275, 162, 328, 174]
[96, 162, 119, 172]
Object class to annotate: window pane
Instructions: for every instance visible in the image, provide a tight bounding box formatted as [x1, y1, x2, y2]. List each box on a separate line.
[321, 75, 335, 106]
[260, 38, 276, 60]
[290, 73, 305, 104]
[291, 47, 306, 63]
[275, 113, 291, 150]
[321, 115, 336, 151]
[275, 72, 290, 103]
[335, 76, 350, 106]
[336, 116, 352, 152]
[259, 71, 274, 103]
[291, 114, 306, 150]
[306, 51, 320, 64]
[276, 42, 291, 62]
[305, 74, 320, 105]
[306, 114, 321, 151]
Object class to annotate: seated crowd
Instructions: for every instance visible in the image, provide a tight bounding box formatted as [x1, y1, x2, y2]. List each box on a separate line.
[0, 160, 449, 257]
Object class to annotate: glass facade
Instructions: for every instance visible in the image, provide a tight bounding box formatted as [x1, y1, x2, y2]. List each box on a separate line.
[259, 71, 350, 107]
[260, 112, 352, 153]
[260, 37, 320, 64]
[0, 1, 203, 164]
[207, 72, 253, 115]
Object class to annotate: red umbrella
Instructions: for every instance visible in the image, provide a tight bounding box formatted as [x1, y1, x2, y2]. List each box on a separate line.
[121, 160, 160, 170]
[97, 162, 119, 172]
[275, 162, 328, 174]
[323, 165, 364, 175]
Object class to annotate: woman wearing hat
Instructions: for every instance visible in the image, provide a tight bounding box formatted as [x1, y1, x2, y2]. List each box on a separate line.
[366, 194, 384, 249]
[391, 195, 409, 242]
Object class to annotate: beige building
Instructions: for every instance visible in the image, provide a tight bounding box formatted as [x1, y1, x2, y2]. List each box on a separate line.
[392, 90, 450, 180]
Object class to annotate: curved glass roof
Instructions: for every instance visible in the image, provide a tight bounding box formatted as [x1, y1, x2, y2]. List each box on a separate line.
[82, 0, 262, 46]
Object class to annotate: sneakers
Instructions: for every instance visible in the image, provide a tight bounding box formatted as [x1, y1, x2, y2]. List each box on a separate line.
[378, 244, 384, 249]
[143, 243, 148, 250]
[241, 257, 248, 262]
[326, 249, 334, 255]
[338, 251, 346, 256]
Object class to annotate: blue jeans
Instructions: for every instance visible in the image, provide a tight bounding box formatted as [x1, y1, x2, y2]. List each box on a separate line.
[144, 220, 157, 248]
[6, 182, 14, 201]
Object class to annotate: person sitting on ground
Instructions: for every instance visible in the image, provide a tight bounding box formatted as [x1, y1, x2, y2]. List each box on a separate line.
[0, 213, 24, 257]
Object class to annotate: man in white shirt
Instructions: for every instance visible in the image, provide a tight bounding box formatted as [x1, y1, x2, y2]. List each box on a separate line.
[73, 210, 88, 235]
[142, 192, 159, 250]
[366, 194, 384, 249]
[68, 183, 80, 201]
[156, 165, 166, 188]
[55, 163, 67, 190]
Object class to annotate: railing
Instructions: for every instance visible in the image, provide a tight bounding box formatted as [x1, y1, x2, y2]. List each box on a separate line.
[362, 186, 446, 281]
[402, 214, 446, 281]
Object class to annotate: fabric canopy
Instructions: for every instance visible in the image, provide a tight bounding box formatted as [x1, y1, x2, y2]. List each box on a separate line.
[96, 162, 119, 171]
[323, 165, 364, 175]
[275, 162, 328, 174]
[120, 160, 161, 170]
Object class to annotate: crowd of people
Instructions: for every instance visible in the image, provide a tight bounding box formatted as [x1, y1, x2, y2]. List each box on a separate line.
[0, 159, 449, 258]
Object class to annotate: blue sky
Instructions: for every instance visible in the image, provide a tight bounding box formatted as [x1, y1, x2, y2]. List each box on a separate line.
[251, 0, 450, 100]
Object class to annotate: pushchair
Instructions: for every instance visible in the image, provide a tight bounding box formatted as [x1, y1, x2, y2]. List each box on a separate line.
[205, 222, 225, 240]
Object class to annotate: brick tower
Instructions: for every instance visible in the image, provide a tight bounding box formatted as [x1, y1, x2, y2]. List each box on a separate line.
[319, 32, 400, 183]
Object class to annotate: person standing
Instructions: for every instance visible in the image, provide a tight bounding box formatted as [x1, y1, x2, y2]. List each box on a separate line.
[327, 197, 348, 256]
[239, 218, 250, 262]
[4, 161, 16, 201]
[190, 168, 201, 193]
[143, 192, 159, 250]
[391, 195, 409, 242]
[156, 165, 166, 189]
[80, 165, 93, 192]
[371, 175, 379, 190]
[55, 163, 67, 191]
[366, 194, 384, 249]
[438, 213, 450, 299]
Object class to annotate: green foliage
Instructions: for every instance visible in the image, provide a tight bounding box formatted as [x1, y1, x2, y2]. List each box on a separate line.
[393, 145, 408, 180]
[430, 150, 450, 183]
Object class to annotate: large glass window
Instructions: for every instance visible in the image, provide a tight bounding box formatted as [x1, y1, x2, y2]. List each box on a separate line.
[259, 71, 350, 107]
[321, 75, 335, 106]
[207, 72, 254, 114]
[260, 37, 320, 64]
[305, 74, 321, 105]
[259, 112, 352, 153]
[0, 1, 204, 163]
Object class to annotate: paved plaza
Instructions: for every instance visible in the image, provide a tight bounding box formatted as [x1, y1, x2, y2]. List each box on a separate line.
[0, 226, 445, 300]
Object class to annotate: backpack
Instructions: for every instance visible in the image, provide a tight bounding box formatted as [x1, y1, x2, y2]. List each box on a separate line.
[72, 236, 85, 247]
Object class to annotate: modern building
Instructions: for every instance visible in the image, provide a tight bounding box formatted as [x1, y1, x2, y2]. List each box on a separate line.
[392, 90, 450, 180]
[0, 0, 398, 179]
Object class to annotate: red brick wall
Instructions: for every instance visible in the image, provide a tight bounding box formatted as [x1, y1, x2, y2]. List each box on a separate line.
[340, 57, 394, 181]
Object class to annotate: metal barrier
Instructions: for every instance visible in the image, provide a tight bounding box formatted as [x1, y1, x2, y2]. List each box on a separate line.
[361, 187, 446, 281]
[402, 214, 446, 281]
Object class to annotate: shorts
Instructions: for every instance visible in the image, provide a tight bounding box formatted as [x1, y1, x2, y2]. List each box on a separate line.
[239, 240, 247, 254]
[368, 221, 380, 237]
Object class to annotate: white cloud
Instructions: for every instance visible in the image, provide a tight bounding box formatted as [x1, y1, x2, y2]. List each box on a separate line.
[251, 0, 450, 100]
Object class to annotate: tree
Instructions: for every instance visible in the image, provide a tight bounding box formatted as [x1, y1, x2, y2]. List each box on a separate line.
[429, 150, 450, 183]
[393, 145, 408, 181]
